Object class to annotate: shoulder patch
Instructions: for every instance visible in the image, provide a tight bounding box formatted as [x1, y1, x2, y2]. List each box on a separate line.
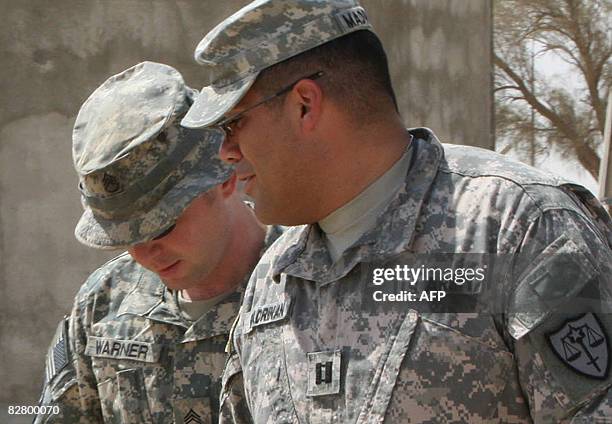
[45, 318, 70, 383]
[548, 313, 609, 379]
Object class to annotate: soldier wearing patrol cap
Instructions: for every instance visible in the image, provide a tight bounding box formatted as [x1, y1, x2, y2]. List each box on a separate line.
[34, 61, 282, 423]
[183, 0, 612, 423]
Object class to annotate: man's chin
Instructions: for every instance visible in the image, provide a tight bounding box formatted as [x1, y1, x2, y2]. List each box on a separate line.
[253, 202, 279, 225]
[254, 203, 311, 226]
[159, 276, 191, 291]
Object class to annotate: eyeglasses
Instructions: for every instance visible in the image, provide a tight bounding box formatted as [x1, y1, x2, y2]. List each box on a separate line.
[152, 223, 176, 241]
[218, 71, 324, 137]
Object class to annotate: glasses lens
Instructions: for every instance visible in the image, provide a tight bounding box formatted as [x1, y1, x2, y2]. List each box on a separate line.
[221, 116, 242, 137]
[220, 122, 232, 136]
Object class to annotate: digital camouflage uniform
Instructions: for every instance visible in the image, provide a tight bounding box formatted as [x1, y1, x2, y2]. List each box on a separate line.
[34, 61, 279, 423]
[35, 226, 282, 424]
[220, 129, 612, 423]
[181, 1, 612, 422]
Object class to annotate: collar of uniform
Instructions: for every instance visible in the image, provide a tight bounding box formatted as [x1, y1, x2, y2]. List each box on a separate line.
[271, 128, 443, 285]
[147, 287, 192, 328]
[262, 224, 286, 254]
[181, 287, 244, 342]
[117, 267, 189, 328]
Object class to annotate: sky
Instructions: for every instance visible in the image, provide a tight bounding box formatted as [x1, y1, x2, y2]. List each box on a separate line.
[501, 46, 601, 195]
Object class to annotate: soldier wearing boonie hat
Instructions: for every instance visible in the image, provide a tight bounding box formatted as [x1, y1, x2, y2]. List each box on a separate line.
[34, 61, 283, 423]
[73, 61, 233, 248]
[186, 1, 612, 423]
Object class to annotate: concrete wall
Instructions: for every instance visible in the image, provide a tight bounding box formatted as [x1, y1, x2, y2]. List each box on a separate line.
[369, 0, 493, 148]
[0, 1, 491, 421]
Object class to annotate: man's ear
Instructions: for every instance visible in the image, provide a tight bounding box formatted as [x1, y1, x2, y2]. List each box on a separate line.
[220, 173, 237, 198]
[293, 79, 323, 133]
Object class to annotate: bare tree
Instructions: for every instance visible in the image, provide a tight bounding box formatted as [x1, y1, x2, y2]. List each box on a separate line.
[494, 0, 611, 179]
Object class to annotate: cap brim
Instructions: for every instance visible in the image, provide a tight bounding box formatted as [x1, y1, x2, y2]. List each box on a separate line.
[181, 73, 258, 128]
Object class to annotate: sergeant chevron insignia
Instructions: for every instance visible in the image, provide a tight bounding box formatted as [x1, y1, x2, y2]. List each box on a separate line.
[548, 313, 609, 379]
[184, 408, 203, 424]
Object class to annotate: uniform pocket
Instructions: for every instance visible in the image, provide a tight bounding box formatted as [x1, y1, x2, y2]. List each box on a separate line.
[97, 368, 153, 423]
[241, 324, 298, 423]
[385, 315, 518, 422]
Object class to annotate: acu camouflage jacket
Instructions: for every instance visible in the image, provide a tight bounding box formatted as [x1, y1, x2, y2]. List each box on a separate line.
[35, 226, 283, 424]
[221, 129, 612, 424]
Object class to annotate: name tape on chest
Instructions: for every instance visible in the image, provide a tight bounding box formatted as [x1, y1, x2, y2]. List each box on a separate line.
[85, 336, 159, 363]
[245, 298, 291, 333]
[334, 6, 371, 33]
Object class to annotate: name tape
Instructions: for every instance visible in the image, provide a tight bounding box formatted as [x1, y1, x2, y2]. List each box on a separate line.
[246, 298, 291, 333]
[85, 336, 159, 363]
[334, 6, 371, 33]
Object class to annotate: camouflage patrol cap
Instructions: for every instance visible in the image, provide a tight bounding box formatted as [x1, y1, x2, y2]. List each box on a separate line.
[181, 0, 372, 128]
[73, 61, 233, 249]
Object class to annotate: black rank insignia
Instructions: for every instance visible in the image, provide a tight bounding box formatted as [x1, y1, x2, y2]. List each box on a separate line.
[184, 409, 203, 424]
[102, 172, 121, 194]
[307, 349, 342, 397]
[548, 313, 609, 379]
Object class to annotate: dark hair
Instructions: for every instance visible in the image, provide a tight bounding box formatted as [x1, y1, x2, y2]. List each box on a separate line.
[255, 30, 398, 122]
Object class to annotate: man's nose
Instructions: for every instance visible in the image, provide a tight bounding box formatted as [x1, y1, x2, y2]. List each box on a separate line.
[129, 240, 163, 263]
[219, 135, 244, 164]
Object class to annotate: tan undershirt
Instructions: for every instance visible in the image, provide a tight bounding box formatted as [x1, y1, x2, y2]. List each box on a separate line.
[176, 290, 233, 322]
[319, 141, 412, 263]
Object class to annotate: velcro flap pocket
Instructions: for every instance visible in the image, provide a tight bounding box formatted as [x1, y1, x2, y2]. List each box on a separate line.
[508, 235, 598, 340]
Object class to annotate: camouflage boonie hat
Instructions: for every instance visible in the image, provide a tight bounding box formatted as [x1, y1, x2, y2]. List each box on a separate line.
[73, 61, 233, 249]
[181, 0, 372, 128]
